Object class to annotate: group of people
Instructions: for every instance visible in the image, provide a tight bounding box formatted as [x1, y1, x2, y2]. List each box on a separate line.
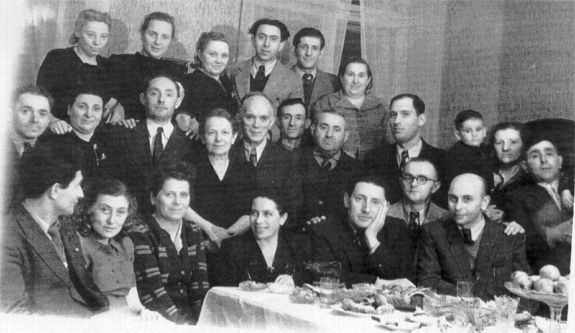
[1, 8, 573, 325]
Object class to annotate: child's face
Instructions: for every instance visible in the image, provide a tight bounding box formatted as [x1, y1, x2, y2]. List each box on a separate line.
[90, 194, 130, 241]
[457, 118, 486, 147]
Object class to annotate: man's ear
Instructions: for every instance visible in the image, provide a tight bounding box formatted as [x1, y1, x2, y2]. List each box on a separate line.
[139, 93, 146, 107]
[175, 81, 185, 109]
[343, 130, 351, 144]
[67, 105, 72, 117]
[431, 181, 441, 194]
[278, 41, 286, 53]
[481, 194, 491, 211]
[279, 213, 288, 226]
[304, 118, 312, 129]
[231, 132, 239, 145]
[48, 183, 60, 200]
[343, 192, 350, 208]
[417, 113, 426, 127]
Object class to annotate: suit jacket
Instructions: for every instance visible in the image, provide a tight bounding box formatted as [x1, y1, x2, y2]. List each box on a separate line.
[103, 123, 195, 213]
[364, 140, 447, 206]
[417, 217, 531, 300]
[504, 183, 573, 274]
[230, 140, 303, 231]
[298, 148, 363, 220]
[309, 214, 415, 286]
[290, 66, 341, 111]
[387, 200, 449, 226]
[0, 204, 108, 316]
[3, 141, 22, 211]
[229, 59, 303, 111]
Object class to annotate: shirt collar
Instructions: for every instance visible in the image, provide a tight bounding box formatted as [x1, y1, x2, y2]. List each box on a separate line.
[252, 58, 277, 77]
[401, 201, 429, 224]
[243, 138, 268, 161]
[22, 202, 52, 237]
[313, 150, 341, 167]
[11, 132, 36, 156]
[280, 138, 301, 151]
[396, 139, 423, 165]
[146, 119, 174, 139]
[293, 65, 317, 79]
[459, 215, 486, 242]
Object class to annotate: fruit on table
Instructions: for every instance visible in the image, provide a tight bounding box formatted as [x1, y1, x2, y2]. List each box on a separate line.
[511, 271, 533, 289]
[533, 278, 554, 293]
[554, 278, 569, 295]
[539, 265, 561, 281]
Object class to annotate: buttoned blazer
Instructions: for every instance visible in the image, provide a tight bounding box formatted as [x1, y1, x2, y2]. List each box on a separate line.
[504, 184, 572, 274]
[364, 140, 447, 206]
[309, 214, 415, 286]
[228, 59, 303, 110]
[416, 217, 531, 300]
[387, 201, 450, 225]
[0, 204, 108, 315]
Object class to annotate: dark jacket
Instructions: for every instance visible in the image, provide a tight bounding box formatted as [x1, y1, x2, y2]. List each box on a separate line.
[444, 142, 493, 191]
[416, 217, 531, 300]
[0, 204, 108, 316]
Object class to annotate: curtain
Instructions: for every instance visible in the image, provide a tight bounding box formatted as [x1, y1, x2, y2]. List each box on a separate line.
[238, 0, 351, 74]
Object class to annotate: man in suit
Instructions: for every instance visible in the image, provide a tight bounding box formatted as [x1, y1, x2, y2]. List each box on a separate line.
[365, 93, 446, 206]
[105, 75, 194, 213]
[300, 108, 363, 220]
[4, 85, 53, 211]
[1, 144, 108, 316]
[229, 92, 302, 232]
[310, 175, 414, 286]
[504, 135, 573, 274]
[276, 98, 309, 154]
[291, 27, 341, 112]
[417, 173, 531, 300]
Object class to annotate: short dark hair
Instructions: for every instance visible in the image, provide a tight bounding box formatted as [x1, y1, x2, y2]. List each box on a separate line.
[19, 143, 82, 199]
[403, 157, 439, 181]
[390, 93, 425, 115]
[76, 178, 138, 240]
[345, 173, 387, 198]
[194, 31, 228, 65]
[140, 12, 176, 38]
[66, 85, 105, 107]
[338, 57, 373, 92]
[12, 85, 54, 110]
[312, 108, 347, 127]
[70, 9, 112, 45]
[251, 188, 287, 216]
[200, 108, 240, 137]
[454, 109, 484, 131]
[292, 27, 325, 49]
[248, 18, 290, 41]
[141, 74, 181, 96]
[278, 98, 306, 117]
[149, 162, 196, 198]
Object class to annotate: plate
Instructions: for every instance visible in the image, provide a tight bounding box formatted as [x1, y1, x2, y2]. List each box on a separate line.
[239, 281, 268, 292]
[267, 282, 295, 294]
[331, 303, 376, 317]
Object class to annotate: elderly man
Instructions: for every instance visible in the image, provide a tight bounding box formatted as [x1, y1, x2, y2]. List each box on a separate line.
[365, 93, 446, 205]
[276, 98, 308, 154]
[291, 27, 340, 111]
[505, 135, 573, 275]
[229, 92, 302, 232]
[299, 109, 363, 220]
[1, 144, 108, 316]
[309, 175, 414, 286]
[417, 173, 531, 300]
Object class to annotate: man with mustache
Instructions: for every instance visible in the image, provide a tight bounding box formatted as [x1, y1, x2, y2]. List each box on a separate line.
[1, 144, 108, 316]
[365, 93, 446, 206]
[309, 174, 414, 286]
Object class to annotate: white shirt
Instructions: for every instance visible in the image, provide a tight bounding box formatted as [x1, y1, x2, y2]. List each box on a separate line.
[146, 120, 174, 155]
[460, 215, 486, 242]
[538, 179, 561, 209]
[396, 139, 423, 167]
[251, 58, 277, 77]
[243, 138, 268, 164]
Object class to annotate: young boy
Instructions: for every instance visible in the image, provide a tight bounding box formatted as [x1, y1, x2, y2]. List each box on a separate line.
[444, 110, 493, 191]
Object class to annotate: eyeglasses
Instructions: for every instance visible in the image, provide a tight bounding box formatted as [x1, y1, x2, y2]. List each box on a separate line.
[399, 174, 437, 185]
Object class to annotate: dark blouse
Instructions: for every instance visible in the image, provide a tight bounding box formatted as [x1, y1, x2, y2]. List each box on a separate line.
[128, 216, 209, 324]
[37, 47, 110, 120]
[108, 52, 187, 120]
[178, 69, 239, 124]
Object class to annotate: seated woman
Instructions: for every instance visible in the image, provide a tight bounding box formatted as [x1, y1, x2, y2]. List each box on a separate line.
[76, 178, 160, 320]
[311, 57, 389, 159]
[176, 32, 239, 136]
[217, 190, 310, 286]
[37, 9, 111, 134]
[128, 162, 209, 325]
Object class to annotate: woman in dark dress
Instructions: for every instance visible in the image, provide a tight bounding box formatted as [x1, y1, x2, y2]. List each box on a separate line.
[107, 12, 187, 122]
[176, 31, 239, 137]
[218, 190, 310, 286]
[192, 108, 254, 284]
[37, 9, 111, 133]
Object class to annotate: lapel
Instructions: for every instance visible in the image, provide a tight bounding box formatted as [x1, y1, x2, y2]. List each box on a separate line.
[444, 220, 473, 281]
[474, 218, 499, 278]
[310, 70, 331, 103]
[14, 205, 71, 284]
[257, 141, 274, 169]
[163, 127, 186, 158]
[387, 202, 405, 221]
[263, 62, 285, 100]
[233, 60, 251, 99]
[125, 124, 153, 177]
[425, 202, 449, 224]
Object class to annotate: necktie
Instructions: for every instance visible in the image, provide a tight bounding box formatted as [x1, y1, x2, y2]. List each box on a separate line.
[549, 185, 562, 210]
[461, 228, 474, 244]
[255, 65, 266, 81]
[408, 211, 420, 237]
[153, 127, 164, 167]
[303, 74, 313, 107]
[249, 147, 257, 167]
[400, 150, 409, 170]
[22, 142, 32, 154]
[47, 222, 67, 266]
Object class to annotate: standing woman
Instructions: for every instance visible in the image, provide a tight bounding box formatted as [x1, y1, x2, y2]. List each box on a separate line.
[176, 32, 239, 136]
[108, 12, 187, 122]
[311, 57, 389, 159]
[37, 9, 111, 134]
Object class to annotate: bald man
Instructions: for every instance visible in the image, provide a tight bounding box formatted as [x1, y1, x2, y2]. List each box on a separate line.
[416, 173, 530, 300]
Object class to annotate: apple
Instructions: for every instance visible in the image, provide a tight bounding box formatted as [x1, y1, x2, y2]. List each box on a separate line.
[529, 275, 540, 284]
[554, 279, 569, 295]
[539, 265, 561, 281]
[516, 275, 533, 290]
[512, 271, 529, 280]
[533, 278, 554, 293]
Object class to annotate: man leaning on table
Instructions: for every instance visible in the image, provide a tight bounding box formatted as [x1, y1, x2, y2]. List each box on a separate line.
[309, 174, 415, 287]
[416, 173, 531, 300]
